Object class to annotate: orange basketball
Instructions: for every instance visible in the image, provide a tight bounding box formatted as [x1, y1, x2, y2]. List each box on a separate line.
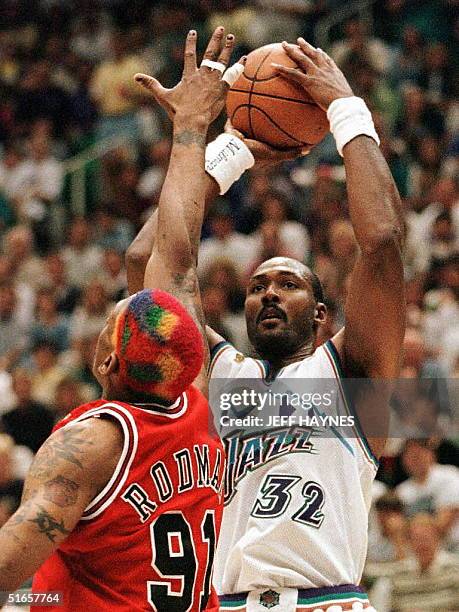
[226, 43, 329, 149]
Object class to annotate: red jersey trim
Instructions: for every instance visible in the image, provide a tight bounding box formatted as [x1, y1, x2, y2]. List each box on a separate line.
[68, 403, 139, 521]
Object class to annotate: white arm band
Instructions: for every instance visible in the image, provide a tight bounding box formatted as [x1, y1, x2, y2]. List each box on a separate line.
[205, 134, 254, 195]
[327, 96, 380, 157]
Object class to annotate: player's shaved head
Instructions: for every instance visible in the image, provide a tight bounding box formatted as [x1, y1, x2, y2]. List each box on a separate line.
[245, 257, 326, 363]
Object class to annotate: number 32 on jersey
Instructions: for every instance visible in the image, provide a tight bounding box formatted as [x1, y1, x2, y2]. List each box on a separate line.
[251, 474, 325, 528]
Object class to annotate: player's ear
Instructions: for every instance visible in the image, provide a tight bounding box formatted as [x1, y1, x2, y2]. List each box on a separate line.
[98, 352, 119, 376]
[314, 302, 327, 326]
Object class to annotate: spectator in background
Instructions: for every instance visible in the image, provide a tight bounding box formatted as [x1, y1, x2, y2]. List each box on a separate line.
[70, 279, 112, 341]
[68, 332, 101, 401]
[1, 369, 54, 454]
[0, 434, 23, 514]
[206, 259, 245, 314]
[0, 283, 28, 371]
[0, 142, 25, 210]
[396, 438, 459, 551]
[70, 10, 112, 63]
[330, 17, 393, 75]
[370, 514, 459, 612]
[396, 85, 445, 158]
[390, 25, 425, 88]
[52, 377, 84, 423]
[29, 341, 68, 407]
[201, 283, 249, 353]
[0, 254, 35, 331]
[98, 248, 127, 302]
[251, 192, 310, 263]
[198, 201, 256, 280]
[3, 225, 44, 290]
[344, 58, 400, 132]
[29, 288, 70, 353]
[136, 139, 171, 202]
[93, 208, 134, 254]
[90, 30, 146, 142]
[367, 493, 410, 564]
[42, 252, 80, 315]
[68, 59, 98, 139]
[419, 42, 452, 104]
[14, 60, 70, 138]
[61, 217, 103, 288]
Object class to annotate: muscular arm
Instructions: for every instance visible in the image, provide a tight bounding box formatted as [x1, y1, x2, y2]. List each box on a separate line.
[336, 136, 405, 377]
[332, 136, 405, 458]
[0, 418, 122, 591]
[135, 29, 237, 396]
[126, 176, 219, 295]
[142, 121, 213, 390]
[275, 41, 405, 458]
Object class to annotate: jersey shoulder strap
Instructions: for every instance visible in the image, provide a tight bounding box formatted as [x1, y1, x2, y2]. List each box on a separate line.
[209, 341, 268, 379]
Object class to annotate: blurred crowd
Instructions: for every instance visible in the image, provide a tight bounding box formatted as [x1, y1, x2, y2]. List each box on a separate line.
[0, 1, 458, 609]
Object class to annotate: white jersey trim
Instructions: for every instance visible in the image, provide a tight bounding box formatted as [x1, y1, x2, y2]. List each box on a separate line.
[130, 392, 188, 419]
[69, 402, 139, 520]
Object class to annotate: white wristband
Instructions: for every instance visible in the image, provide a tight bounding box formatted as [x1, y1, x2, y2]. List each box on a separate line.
[327, 96, 380, 157]
[205, 134, 254, 195]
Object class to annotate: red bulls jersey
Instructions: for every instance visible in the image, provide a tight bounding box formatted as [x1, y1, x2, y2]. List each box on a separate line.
[32, 386, 224, 612]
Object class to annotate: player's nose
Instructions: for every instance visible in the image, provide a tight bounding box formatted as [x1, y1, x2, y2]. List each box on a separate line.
[262, 285, 280, 303]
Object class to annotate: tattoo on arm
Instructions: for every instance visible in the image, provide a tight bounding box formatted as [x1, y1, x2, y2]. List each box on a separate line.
[29, 506, 70, 543]
[44, 476, 79, 508]
[26, 424, 93, 487]
[173, 130, 206, 148]
[172, 271, 206, 331]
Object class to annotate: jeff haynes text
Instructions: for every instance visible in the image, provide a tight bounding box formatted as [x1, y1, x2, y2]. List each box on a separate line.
[220, 414, 356, 427]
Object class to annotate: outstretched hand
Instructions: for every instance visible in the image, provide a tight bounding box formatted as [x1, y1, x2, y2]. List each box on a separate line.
[135, 27, 239, 126]
[224, 120, 310, 167]
[272, 38, 354, 111]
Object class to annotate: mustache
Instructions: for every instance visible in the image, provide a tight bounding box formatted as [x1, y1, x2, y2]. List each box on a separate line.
[257, 304, 287, 324]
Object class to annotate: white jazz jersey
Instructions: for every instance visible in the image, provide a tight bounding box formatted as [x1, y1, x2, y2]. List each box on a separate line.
[209, 339, 378, 594]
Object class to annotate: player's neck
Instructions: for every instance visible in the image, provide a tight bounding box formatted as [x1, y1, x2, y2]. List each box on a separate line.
[265, 340, 315, 371]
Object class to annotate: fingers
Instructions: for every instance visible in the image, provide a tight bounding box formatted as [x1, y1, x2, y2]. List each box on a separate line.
[203, 26, 225, 63]
[271, 64, 307, 86]
[134, 73, 167, 101]
[296, 37, 320, 59]
[183, 30, 197, 76]
[281, 41, 315, 72]
[218, 33, 235, 67]
[224, 119, 244, 139]
[222, 58, 245, 88]
[297, 37, 333, 66]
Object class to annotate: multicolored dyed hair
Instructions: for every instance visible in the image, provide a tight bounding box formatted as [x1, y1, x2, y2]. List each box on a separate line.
[113, 289, 204, 404]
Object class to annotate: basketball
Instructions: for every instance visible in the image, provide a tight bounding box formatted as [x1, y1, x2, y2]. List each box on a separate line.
[226, 43, 329, 149]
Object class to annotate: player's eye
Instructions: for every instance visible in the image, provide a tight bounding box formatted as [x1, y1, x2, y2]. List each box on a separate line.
[283, 281, 298, 289]
[251, 284, 265, 293]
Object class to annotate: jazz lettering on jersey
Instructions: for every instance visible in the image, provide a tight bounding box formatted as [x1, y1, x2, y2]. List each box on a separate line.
[224, 427, 318, 504]
[122, 444, 224, 522]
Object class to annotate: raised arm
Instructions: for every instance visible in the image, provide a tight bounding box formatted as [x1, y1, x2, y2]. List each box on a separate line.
[132, 28, 236, 390]
[0, 418, 122, 591]
[276, 41, 406, 457]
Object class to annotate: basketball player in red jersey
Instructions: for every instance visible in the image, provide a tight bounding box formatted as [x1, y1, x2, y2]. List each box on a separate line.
[0, 28, 237, 611]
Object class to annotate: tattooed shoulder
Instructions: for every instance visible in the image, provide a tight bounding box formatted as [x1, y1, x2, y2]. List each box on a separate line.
[28, 423, 94, 484]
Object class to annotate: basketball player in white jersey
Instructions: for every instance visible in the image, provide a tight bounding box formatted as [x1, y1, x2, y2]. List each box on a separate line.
[129, 39, 405, 612]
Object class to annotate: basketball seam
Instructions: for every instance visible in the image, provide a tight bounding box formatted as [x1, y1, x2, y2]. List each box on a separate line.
[237, 104, 312, 147]
[249, 49, 274, 141]
[230, 88, 319, 107]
